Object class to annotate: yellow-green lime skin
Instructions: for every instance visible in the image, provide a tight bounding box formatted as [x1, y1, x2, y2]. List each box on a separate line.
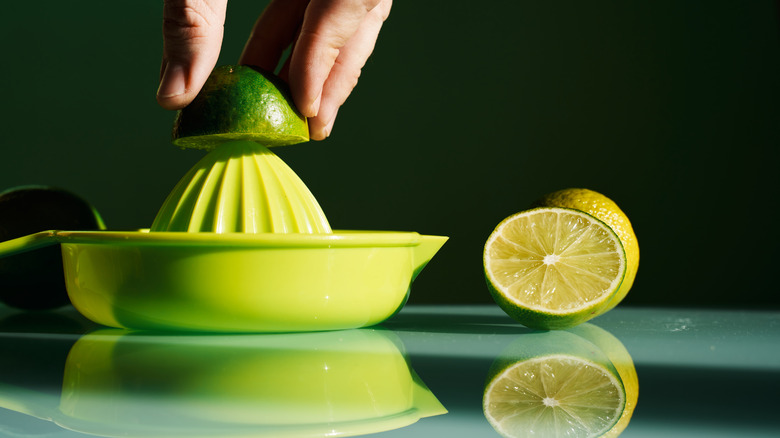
[172, 65, 309, 150]
[533, 189, 639, 314]
[569, 324, 639, 438]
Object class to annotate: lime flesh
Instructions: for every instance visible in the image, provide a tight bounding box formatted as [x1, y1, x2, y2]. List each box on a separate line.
[484, 207, 626, 329]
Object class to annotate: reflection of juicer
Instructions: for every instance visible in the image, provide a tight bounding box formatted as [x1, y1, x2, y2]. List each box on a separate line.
[0, 328, 445, 437]
[58, 329, 445, 437]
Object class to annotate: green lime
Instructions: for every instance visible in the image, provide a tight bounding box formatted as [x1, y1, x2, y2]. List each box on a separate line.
[0, 186, 105, 310]
[483, 207, 626, 329]
[172, 65, 309, 150]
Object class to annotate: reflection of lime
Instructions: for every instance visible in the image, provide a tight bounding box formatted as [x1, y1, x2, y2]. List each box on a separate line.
[484, 327, 638, 438]
[484, 354, 624, 438]
[172, 65, 309, 150]
[484, 207, 626, 329]
[533, 189, 639, 312]
[569, 324, 639, 438]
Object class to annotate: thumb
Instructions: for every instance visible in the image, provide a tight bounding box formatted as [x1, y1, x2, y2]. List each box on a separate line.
[157, 0, 227, 110]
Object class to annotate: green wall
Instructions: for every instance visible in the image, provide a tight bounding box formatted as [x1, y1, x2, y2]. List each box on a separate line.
[1, 1, 778, 308]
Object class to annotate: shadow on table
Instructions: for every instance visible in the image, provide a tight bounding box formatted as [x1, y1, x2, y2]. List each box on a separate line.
[382, 308, 535, 335]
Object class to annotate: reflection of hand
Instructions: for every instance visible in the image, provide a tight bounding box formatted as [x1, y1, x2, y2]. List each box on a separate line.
[157, 0, 392, 141]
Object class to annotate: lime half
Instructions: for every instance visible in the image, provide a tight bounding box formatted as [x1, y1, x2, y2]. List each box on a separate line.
[172, 65, 309, 150]
[484, 354, 625, 438]
[484, 207, 626, 329]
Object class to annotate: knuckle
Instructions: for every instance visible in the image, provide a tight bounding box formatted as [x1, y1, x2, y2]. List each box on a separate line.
[163, 0, 220, 41]
[335, 59, 361, 90]
[376, 0, 392, 21]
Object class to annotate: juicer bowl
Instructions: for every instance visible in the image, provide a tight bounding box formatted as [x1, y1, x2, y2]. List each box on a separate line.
[0, 230, 446, 332]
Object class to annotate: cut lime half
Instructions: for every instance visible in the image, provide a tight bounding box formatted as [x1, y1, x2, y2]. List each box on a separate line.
[172, 65, 309, 150]
[484, 208, 626, 329]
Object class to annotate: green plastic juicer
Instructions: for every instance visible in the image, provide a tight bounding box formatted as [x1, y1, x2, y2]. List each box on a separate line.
[0, 66, 447, 332]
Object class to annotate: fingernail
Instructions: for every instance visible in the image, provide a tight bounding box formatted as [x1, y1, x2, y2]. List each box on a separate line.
[323, 116, 336, 138]
[308, 92, 322, 118]
[157, 63, 186, 98]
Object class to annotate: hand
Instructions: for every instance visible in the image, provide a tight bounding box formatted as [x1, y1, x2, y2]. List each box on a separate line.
[157, 0, 392, 140]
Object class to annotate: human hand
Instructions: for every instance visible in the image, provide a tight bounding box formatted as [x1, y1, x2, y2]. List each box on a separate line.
[157, 0, 392, 140]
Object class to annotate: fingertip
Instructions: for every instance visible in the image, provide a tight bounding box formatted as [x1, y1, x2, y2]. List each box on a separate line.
[293, 87, 322, 118]
[308, 108, 338, 141]
[309, 92, 323, 118]
[307, 119, 326, 141]
[157, 63, 192, 110]
[323, 115, 336, 138]
[157, 63, 186, 98]
[156, 94, 190, 111]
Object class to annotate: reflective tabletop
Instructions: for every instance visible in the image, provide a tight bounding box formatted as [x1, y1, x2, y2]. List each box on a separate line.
[1, 304, 778, 437]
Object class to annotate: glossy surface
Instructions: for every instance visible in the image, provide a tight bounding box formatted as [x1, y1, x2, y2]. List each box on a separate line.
[0, 230, 447, 332]
[151, 141, 331, 234]
[59, 329, 444, 437]
[0, 305, 777, 437]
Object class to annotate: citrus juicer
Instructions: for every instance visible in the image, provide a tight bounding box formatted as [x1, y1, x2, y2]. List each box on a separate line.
[0, 65, 447, 332]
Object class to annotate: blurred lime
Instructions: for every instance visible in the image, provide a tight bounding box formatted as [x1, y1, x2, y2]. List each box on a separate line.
[533, 189, 639, 312]
[483, 330, 626, 438]
[0, 186, 105, 309]
[172, 65, 309, 150]
[484, 207, 626, 329]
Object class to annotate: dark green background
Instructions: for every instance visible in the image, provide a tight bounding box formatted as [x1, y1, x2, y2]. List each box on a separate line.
[1, 1, 778, 308]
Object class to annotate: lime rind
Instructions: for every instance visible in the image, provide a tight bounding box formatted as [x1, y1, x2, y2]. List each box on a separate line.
[484, 207, 626, 330]
[172, 65, 309, 150]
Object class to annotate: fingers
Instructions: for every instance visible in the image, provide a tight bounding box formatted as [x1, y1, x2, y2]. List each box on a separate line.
[306, 0, 391, 139]
[289, 0, 386, 114]
[238, 0, 308, 74]
[157, 0, 227, 110]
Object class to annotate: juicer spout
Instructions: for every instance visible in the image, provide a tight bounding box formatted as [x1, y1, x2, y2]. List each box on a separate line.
[412, 235, 448, 281]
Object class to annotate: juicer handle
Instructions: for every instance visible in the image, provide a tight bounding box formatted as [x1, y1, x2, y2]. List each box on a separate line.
[0, 231, 61, 259]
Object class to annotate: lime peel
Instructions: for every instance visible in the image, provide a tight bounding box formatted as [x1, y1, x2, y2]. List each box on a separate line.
[172, 65, 309, 150]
